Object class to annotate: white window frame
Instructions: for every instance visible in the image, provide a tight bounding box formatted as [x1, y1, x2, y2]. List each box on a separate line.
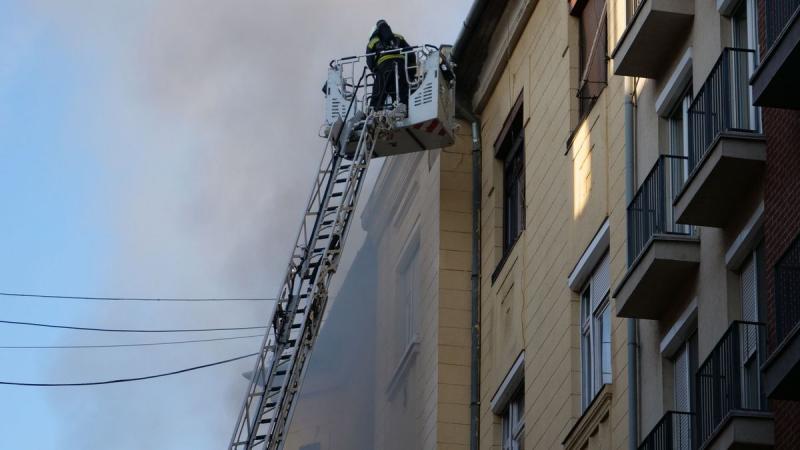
[502, 388, 524, 450]
[668, 86, 693, 179]
[731, 0, 761, 132]
[739, 243, 764, 409]
[580, 252, 611, 410]
[398, 236, 420, 351]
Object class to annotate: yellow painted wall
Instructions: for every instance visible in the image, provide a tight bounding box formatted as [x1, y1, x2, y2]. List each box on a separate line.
[475, 1, 629, 449]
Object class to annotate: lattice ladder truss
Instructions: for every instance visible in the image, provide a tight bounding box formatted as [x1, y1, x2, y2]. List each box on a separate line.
[229, 101, 380, 450]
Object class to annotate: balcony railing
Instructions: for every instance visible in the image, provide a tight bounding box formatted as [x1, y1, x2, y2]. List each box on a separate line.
[776, 236, 800, 344]
[696, 321, 767, 446]
[766, 0, 800, 49]
[687, 48, 758, 173]
[628, 0, 646, 23]
[638, 411, 694, 450]
[627, 155, 690, 264]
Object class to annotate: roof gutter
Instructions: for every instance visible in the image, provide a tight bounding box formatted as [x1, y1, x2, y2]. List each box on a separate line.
[452, 0, 492, 64]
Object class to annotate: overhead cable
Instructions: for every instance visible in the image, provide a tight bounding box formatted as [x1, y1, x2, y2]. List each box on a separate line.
[0, 319, 267, 333]
[0, 291, 275, 302]
[0, 352, 259, 387]
[0, 333, 263, 349]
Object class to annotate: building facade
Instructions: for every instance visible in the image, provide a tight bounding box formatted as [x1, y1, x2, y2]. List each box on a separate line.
[287, 1, 800, 448]
[451, 0, 800, 449]
[455, 0, 631, 449]
[283, 241, 378, 450]
[361, 133, 474, 450]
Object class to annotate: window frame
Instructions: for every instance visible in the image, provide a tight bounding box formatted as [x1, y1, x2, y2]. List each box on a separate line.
[502, 386, 525, 450]
[493, 93, 526, 278]
[398, 236, 420, 351]
[580, 252, 611, 411]
[575, 0, 608, 123]
[739, 241, 765, 409]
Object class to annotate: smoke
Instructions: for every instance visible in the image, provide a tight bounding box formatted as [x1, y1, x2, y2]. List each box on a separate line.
[4, 1, 470, 449]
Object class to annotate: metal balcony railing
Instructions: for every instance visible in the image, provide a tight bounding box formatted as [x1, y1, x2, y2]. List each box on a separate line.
[626, 155, 691, 265]
[766, 0, 800, 49]
[696, 321, 767, 446]
[628, 0, 646, 23]
[687, 48, 759, 174]
[775, 236, 800, 344]
[638, 411, 694, 450]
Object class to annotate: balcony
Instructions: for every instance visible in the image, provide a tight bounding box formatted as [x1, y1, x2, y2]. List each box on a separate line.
[611, 0, 694, 78]
[751, 0, 800, 108]
[762, 236, 800, 400]
[674, 49, 765, 228]
[614, 155, 700, 320]
[639, 411, 694, 450]
[696, 322, 773, 450]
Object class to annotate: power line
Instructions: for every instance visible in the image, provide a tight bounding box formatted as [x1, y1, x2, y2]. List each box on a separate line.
[0, 352, 258, 387]
[0, 333, 264, 349]
[0, 319, 268, 333]
[0, 291, 276, 302]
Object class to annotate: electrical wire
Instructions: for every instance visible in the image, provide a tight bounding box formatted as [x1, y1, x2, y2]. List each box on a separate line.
[0, 352, 259, 386]
[0, 319, 267, 333]
[0, 292, 276, 302]
[0, 333, 264, 349]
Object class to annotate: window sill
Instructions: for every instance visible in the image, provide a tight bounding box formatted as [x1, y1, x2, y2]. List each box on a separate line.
[384, 335, 420, 398]
[562, 384, 613, 450]
[492, 238, 521, 285]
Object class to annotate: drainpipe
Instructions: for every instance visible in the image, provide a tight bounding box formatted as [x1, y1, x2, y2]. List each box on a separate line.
[625, 82, 639, 450]
[469, 120, 481, 450]
[457, 100, 482, 450]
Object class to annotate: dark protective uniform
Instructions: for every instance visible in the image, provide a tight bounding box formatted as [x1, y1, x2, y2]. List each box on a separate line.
[366, 21, 414, 111]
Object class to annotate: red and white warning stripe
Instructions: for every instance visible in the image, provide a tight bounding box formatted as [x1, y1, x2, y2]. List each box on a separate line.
[412, 118, 449, 137]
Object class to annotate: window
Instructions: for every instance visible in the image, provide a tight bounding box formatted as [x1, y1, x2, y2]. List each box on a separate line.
[397, 235, 420, 355]
[577, 0, 608, 121]
[495, 95, 525, 258]
[671, 333, 697, 449]
[668, 86, 693, 202]
[731, 0, 761, 132]
[672, 333, 697, 413]
[668, 87, 693, 161]
[739, 242, 764, 408]
[580, 252, 611, 410]
[502, 387, 524, 450]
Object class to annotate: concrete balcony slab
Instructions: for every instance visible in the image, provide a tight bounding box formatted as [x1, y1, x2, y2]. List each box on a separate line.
[612, 0, 694, 78]
[614, 236, 700, 320]
[752, 8, 800, 109]
[762, 323, 800, 400]
[674, 133, 765, 228]
[700, 412, 774, 450]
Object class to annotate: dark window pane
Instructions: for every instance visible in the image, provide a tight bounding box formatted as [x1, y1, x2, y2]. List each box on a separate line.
[577, 0, 607, 121]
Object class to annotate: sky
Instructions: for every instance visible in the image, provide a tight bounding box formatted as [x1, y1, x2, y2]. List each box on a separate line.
[0, 1, 471, 449]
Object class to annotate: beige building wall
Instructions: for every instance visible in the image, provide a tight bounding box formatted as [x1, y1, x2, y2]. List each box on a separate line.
[464, 1, 630, 449]
[362, 128, 473, 450]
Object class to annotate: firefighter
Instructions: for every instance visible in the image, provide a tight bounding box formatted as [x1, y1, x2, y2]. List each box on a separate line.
[366, 20, 413, 113]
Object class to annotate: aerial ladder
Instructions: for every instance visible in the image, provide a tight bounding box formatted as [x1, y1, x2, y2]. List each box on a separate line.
[228, 44, 457, 450]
